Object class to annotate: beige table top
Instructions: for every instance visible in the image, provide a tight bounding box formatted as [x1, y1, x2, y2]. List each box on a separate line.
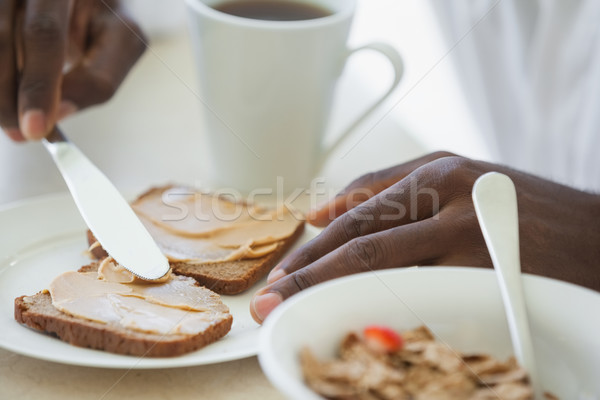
[0, 17, 427, 400]
[0, 352, 282, 400]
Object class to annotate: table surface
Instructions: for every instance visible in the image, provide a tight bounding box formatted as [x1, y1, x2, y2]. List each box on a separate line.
[0, 1, 477, 398]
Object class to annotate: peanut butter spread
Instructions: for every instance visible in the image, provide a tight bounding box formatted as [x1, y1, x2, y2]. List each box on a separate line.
[130, 187, 303, 263]
[49, 258, 230, 335]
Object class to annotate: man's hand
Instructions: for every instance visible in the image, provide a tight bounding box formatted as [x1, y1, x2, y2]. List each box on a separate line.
[250, 152, 600, 323]
[0, 0, 145, 141]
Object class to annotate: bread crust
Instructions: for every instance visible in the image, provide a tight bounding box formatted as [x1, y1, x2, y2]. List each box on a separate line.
[87, 185, 306, 295]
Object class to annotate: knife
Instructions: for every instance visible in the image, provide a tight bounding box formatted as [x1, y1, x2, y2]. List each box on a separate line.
[42, 127, 170, 280]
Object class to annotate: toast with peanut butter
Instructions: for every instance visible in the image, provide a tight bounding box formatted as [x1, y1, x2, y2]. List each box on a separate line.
[87, 185, 305, 295]
[14, 260, 233, 357]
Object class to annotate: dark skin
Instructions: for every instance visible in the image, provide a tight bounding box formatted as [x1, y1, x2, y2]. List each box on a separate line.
[250, 152, 600, 323]
[0, 0, 145, 141]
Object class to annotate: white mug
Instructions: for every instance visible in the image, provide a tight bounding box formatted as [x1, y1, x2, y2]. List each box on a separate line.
[185, 0, 403, 193]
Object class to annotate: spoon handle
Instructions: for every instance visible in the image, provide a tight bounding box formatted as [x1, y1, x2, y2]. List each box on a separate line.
[472, 172, 544, 398]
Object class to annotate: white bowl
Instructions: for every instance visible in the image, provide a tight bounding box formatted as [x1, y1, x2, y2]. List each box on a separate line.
[258, 267, 600, 399]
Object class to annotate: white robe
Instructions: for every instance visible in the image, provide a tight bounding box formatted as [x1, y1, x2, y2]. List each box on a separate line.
[430, 0, 600, 192]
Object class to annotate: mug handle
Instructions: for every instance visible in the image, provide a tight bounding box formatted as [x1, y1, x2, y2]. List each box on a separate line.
[317, 42, 404, 170]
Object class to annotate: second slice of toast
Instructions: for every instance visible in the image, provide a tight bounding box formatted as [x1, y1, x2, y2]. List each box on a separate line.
[88, 186, 305, 295]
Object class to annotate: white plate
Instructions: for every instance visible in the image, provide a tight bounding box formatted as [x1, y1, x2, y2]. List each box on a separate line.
[0, 193, 318, 369]
[259, 268, 600, 400]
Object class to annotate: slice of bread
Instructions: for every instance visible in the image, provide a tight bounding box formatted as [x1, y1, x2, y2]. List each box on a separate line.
[14, 263, 233, 357]
[87, 186, 305, 295]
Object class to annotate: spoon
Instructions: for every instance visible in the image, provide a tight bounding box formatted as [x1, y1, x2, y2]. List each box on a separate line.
[472, 172, 544, 399]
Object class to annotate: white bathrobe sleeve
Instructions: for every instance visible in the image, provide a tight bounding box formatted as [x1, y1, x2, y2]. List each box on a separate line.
[429, 0, 600, 191]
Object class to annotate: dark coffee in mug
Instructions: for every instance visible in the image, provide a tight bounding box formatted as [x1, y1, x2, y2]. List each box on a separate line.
[213, 0, 332, 21]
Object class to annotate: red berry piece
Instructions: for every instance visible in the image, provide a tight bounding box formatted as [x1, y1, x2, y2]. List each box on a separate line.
[363, 325, 404, 353]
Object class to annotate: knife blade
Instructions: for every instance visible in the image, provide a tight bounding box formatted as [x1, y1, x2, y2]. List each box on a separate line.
[42, 127, 169, 280]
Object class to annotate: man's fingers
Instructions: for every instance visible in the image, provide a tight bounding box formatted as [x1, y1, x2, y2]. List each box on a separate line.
[19, 0, 71, 140]
[273, 169, 449, 280]
[308, 151, 457, 226]
[0, 0, 20, 139]
[268, 156, 483, 284]
[255, 158, 490, 323]
[307, 195, 355, 228]
[61, 7, 146, 110]
[252, 218, 448, 323]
